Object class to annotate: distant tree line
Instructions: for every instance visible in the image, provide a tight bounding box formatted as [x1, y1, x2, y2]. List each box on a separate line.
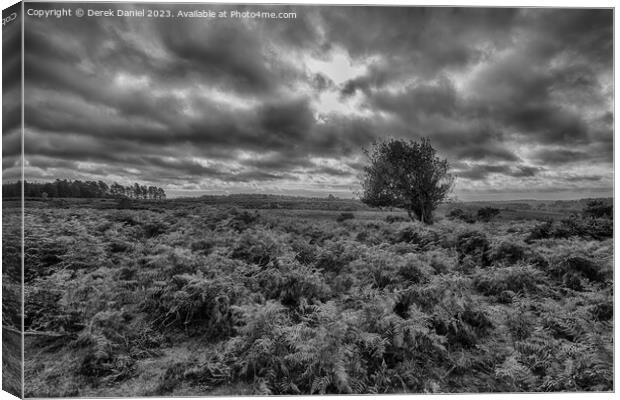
[2, 180, 166, 200]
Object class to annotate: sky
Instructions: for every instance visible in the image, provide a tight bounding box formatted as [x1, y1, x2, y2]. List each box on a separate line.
[2, 3, 613, 200]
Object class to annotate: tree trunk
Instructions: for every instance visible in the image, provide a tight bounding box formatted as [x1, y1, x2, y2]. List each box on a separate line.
[410, 203, 434, 225]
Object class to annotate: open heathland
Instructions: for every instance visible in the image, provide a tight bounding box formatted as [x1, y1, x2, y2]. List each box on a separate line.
[17, 197, 613, 396]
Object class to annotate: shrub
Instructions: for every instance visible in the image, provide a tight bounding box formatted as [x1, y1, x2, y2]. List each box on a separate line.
[142, 221, 168, 238]
[447, 208, 476, 223]
[227, 209, 260, 232]
[549, 256, 608, 284]
[336, 212, 355, 222]
[190, 238, 216, 254]
[314, 240, 359, 274]
[455, 231, 490, 268]
[369, 267, 396, 289]
[255, 262, 331, 308]
[526, 219, 554, 242]
[141, 246, 202, 281]
[527, 216, 612, 242]
[496, 290, 516, 304]
[431, 305, 493, 348]
[567, 217, 613, 240]
[141, 273, 244, 337]
[108, 240, 130, 253]
[505, 310, 535, 341]
[292, 240, 317, 265]
[583, 200, 612, 219]
[230, 229, 283, 267]
[74, 310, 161, 383]
[527, 252, 549, 269]
[224, 301, 368, 395]
[477, 207, 500, 222]
[473, 265, 542, 297]
[109, 210, 139, 225]
[116, 198, 132, 209]
[490, 241, 527, 264]
[589, 300, 613, 322]
[397, 261, 427, 284]
[385, 215, 408, 223]
[24, 284, 82, 334]
[392, 226, 440, 250]
[24, 238, 68, 281]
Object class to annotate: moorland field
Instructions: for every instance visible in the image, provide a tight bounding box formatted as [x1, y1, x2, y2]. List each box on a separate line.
[2, 195, 613, 396]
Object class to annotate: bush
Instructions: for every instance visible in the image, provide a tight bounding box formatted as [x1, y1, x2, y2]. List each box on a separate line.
[565, 217, 613, 240]
[589, 300, 613, 322]
[314, 240, 358, 274]
[292, 240, 317, 265]
[431, 304, 493, 348]
[75, 310, 163, 383]
[110, 210, 139, 225]
[473, 265, 542, 297]
[142, 221, 168, 238]
[447, 208, 476, 223]
[527, 216, 612, 242]
[397, 261, 427, 284]
[526, 219, 554, 242]
[477, 207, 500, 222]
[141, 273, 244, 337]
[108, 240, 131, 253]
[490, 241, 527, 264]
[505, 310, 535, 341]
[255, 262, 331, 308]
[385, 215, 408, 223]
[190, 238, 216, 254]
[549, 256, 608, 284]
[583, 200, 612, 219]
[456, 231, 490, 268]
[369, 267, 396, 289]
[336, 212, 355, 222]
[230, 229, 283, 267]
[392, 276, 492, 349]
[227, 209, 260, 232]
[116, 198, 132, 209]
[392, 226, 440, 250]
[527, 252, 549, 269]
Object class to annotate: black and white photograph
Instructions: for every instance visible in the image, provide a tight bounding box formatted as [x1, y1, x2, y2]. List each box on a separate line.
[1, 0, 615, 397]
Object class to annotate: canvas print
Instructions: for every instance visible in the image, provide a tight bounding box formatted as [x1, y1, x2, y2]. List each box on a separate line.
[1, 1, 614, 397]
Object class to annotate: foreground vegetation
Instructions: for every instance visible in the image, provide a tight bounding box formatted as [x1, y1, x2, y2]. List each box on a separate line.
[20, 198, 613, 396]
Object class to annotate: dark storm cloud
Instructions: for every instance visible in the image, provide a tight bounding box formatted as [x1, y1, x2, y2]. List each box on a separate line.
[241, 153, 314, 170]
[326, 8, 518, 78]
[432, 127, 520, 163]
[455, 164, 543, 181]
[159, 23, 288, 95]
[16, 5, 612, 198]
[531, 149, 591, 165]
[366, 77, 458, 118]
[313, 166, 354, 177]
[258, 98, 316, 141]
[565, 175, 603, 182]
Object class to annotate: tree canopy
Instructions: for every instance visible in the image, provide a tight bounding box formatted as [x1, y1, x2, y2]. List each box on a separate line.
[2, 179, 166, 200]
[359, 138, 454, 224]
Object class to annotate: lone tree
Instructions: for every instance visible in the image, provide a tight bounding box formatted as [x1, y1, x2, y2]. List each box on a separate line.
[360, 138, 454, 224]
